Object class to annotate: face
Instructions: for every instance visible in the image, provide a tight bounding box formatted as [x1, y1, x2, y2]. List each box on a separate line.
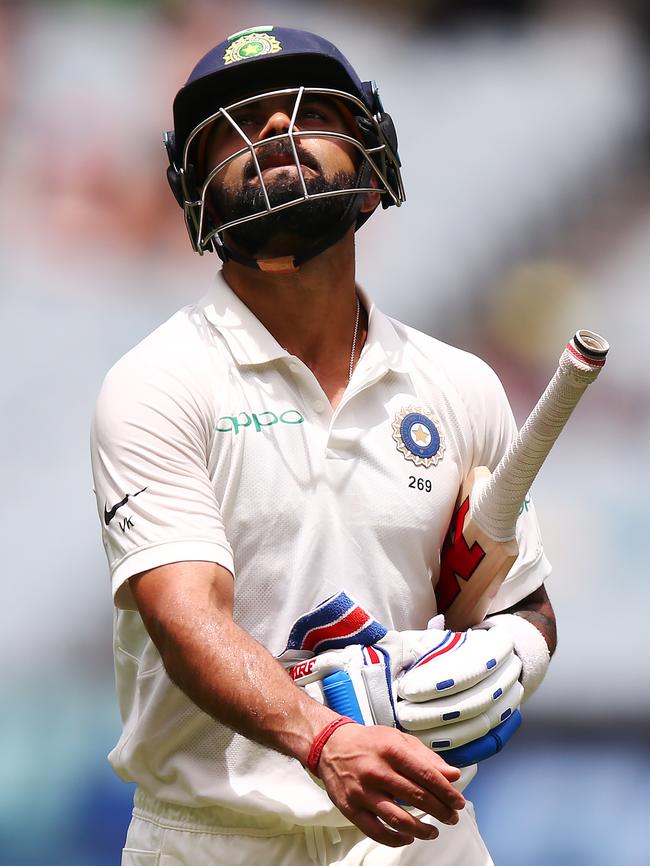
[199, 91, 369, 257]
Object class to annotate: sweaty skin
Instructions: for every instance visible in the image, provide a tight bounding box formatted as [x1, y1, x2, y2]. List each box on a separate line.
[131, 561, 466, 847]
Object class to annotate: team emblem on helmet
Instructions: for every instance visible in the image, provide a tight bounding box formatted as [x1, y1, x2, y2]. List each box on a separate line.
[392, 407, 445, 467]
[223, 33, 282, 65]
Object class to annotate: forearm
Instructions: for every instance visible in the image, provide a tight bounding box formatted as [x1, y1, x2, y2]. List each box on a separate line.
[130, 562, 467, 845]
[131, 563, 336, 766]
[499, 584, 557, 656]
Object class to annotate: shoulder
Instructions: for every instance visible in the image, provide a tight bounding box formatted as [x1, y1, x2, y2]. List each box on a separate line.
[390, 317, 507, 404]
[94, 303, 220, 430]
[106, 304, 213, 380]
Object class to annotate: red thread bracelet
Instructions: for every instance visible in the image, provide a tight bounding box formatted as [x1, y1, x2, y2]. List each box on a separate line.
[306, 717, 356, 775]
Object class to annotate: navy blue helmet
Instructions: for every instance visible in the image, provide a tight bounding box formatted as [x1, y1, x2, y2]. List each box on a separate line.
[164, 26, 405, 268]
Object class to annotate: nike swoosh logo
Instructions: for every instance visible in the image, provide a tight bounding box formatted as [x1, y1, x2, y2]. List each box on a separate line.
[104, 487, 147, 526]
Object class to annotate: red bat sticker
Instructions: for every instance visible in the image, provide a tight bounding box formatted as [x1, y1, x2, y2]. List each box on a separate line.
[436, 497, 486, 612]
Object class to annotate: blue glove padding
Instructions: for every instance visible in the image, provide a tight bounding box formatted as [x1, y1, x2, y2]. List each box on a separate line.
[429, 709, 523, 768]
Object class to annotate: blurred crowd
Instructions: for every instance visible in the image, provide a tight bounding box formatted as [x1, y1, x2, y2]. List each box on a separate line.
[0, 0, 648, 267]
[1, 2, 649, 865]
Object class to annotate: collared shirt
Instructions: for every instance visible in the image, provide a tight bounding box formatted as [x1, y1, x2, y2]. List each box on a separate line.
[91, 271, 549, 823]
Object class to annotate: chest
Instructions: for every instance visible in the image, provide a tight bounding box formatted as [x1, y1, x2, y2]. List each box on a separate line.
[207, 364, 466, 557]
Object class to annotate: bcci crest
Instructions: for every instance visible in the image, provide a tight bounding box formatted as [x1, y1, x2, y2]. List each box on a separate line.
[224, 32, 282, 65]
[392, 407, 445, 468]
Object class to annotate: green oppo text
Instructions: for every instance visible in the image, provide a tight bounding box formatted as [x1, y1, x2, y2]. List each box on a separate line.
[215, 409, 305, 434]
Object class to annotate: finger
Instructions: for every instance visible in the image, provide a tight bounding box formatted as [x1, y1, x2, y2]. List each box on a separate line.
[377, 753, 464, 822]
[389, 742, 466, 809]
[381, 780, 461, 826]
[454, 763, 478, 791]
[371, 796, 441, 841]
[351, 810, 416, 848]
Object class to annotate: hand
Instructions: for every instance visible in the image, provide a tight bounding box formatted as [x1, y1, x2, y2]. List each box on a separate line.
[280, 592, 524, 794]
[289, 621, 523, 773]
[316, 722, 466, 847]
[291, 623, 522, 749]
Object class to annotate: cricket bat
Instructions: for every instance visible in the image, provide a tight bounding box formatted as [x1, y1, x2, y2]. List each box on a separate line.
[436, 329, 609, 631]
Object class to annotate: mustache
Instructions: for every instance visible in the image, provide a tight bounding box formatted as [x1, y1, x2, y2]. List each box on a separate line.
[244, 140, 321, 180]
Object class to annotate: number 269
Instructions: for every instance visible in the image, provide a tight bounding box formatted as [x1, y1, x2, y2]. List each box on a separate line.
[408, 476, 431, 492]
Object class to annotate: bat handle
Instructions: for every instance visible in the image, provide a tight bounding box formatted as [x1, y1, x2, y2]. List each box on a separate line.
[472, 329, 609, 540]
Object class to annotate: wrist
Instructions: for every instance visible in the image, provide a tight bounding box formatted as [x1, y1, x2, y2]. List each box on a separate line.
[306, 716, 357, 777]
[479, 613, 550, 700]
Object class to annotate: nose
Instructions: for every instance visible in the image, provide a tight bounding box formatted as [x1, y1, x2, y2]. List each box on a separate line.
[257, 110, 297, 141]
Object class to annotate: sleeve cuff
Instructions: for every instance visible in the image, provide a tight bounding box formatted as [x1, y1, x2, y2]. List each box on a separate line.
[486, 551, 551, 615]
[111, 540, 235, 610]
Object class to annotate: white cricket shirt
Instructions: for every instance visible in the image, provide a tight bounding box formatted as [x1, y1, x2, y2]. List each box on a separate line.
[91, 271, 550, 825]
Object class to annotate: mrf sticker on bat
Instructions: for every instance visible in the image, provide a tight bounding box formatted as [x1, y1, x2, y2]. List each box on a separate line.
[392, 407, 445, 468]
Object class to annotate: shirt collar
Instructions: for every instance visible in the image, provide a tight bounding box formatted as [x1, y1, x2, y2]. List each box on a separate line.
[356, 285, 409, 375]
[199, 271, 408, 374]
[199, 271, 289, 366]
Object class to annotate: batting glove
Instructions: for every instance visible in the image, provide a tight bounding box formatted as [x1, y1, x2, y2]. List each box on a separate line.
[280, 592, 524, 771]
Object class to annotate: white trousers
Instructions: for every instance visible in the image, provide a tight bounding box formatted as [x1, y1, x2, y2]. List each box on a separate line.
[122, 790, 494, 866]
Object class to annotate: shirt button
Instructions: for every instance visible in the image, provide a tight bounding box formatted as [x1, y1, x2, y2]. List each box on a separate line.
[313, 400, 326, 413]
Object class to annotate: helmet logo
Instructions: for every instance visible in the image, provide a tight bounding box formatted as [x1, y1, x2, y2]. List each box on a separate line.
[224, 33, 282, 65]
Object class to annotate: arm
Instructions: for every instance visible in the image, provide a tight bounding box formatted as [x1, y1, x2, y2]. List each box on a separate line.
[130, 560, 466, 847]
[498, 584, 557, 657]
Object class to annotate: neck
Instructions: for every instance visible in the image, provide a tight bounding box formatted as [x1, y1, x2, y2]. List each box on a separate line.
[222, 230, 367, 406]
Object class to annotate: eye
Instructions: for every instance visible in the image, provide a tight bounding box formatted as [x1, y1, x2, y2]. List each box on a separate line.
[299, 102, 332, 124]
[232, 108, 265, 130]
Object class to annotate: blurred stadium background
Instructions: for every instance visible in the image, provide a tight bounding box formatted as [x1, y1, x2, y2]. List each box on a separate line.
[1, 1, 649, 864]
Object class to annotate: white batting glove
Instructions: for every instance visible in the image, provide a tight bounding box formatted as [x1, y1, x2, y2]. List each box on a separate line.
[290, 621, 522, 748]
[279, 593, 524, 780]
[477, 613, 551, 701]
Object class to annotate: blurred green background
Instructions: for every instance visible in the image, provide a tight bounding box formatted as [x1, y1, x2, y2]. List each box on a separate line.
[1, 1, 649, 864]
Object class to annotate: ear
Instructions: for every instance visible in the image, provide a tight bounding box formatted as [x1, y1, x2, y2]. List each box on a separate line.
[359, 174, 382, 213]
[359, 190, 381, 213]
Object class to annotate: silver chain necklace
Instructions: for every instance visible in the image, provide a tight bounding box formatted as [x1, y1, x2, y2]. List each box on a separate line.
[348, 295, 361, 383]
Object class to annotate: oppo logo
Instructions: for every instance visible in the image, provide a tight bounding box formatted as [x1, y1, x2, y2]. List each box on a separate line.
[215, 409, 305, 434]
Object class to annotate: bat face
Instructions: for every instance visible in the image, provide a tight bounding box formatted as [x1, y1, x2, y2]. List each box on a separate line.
[437, 494, 485, 613]
[436, 468, 518, 630]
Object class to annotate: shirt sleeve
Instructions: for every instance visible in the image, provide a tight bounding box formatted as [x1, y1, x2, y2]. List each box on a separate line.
[461, 357, 552, 613]
[90, 349, 233, 610]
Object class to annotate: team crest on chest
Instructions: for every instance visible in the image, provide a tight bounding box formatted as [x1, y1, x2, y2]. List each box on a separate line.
[392, 406, 445, 468]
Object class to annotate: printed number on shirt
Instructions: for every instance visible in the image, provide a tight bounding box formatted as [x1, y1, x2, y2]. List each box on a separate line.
[409, 476, 432, 493]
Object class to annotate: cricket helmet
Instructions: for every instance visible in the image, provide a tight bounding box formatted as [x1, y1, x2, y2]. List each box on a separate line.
[164, 25, 405, 270]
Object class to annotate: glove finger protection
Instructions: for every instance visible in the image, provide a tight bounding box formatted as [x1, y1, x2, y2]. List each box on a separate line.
[408, 679, 523, 749]
[397, 652, 522, 730]
[396, 625, 516, 701]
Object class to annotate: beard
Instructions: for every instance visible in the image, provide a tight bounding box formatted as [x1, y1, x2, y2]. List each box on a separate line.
[210, 166, 359, 258]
